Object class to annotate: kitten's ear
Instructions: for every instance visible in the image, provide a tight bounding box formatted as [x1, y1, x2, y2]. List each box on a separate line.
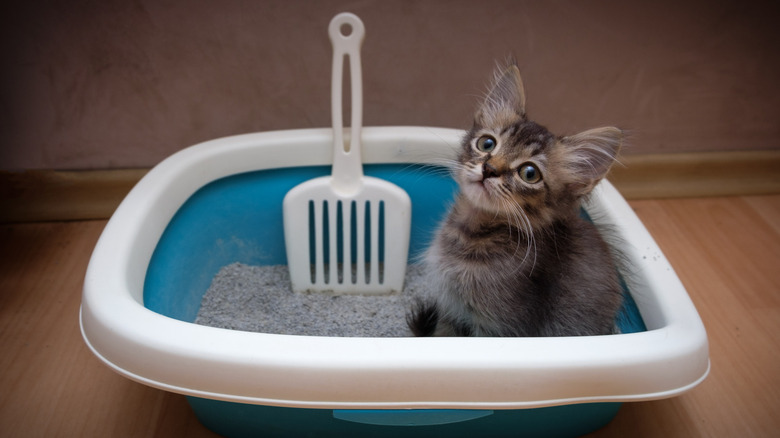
[561, 127, 623, 196]
[475, 64, 526, 126]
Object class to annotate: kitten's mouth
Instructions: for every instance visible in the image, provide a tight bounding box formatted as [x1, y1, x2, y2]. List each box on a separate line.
[463, 177, 488, 194]
[463, 178, 501, 209]
[477, 176, 499, 193]
[459, 169, 503, 211]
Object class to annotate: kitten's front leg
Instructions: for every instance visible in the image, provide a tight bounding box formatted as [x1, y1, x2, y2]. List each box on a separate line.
[406, 299, 471, 336]
[406, 299, 438, 336]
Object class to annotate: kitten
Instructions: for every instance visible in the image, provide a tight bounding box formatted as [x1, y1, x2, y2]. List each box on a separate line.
[407, 63, 624, 337]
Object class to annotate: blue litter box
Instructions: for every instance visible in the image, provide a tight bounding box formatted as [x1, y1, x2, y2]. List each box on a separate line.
[80, 127, 709, 437]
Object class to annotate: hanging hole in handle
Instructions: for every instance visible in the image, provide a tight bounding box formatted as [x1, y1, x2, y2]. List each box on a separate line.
[339, 22, 353, 37]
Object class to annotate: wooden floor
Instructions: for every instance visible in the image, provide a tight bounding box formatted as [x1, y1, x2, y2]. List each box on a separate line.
[1, 195, 778, 437]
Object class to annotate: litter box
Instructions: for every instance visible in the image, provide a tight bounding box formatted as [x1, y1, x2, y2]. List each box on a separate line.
[80, 126, 709, 437]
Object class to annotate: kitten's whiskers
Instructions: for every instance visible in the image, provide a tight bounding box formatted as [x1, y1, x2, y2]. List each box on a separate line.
[497, 195, 537, 276]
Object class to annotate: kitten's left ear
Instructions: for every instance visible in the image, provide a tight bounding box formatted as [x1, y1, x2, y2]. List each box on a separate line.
[475, 64, 526, 126]
[561, 127, 623, 195]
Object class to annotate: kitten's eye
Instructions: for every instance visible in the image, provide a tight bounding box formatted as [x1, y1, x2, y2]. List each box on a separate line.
[476, 135, 497, 152]
[518, 163, 542, 183]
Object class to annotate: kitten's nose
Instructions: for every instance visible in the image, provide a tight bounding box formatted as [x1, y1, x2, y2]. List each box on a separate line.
[482, 162, 499, 179]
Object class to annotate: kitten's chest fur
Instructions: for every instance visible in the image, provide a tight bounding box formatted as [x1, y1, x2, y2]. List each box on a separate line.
[426, 197, 621, 337]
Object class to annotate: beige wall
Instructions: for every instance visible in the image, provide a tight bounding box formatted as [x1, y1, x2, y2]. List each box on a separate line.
[1, 0, 778, 170]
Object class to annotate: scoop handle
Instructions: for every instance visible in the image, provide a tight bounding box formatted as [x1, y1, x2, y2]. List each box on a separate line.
[329, 13, 365, 195]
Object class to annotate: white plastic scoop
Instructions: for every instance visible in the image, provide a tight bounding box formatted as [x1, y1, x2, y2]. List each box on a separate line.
[283, 13, 411, 294]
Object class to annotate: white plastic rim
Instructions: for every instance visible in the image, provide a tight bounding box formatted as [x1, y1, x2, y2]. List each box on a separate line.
[80, 126, 710, 409]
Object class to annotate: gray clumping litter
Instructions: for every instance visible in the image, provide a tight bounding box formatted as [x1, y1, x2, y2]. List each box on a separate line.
[194, 263, 431, 337]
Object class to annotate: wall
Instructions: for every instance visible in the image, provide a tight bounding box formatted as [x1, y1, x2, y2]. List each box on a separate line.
[1, 0, 778, 170]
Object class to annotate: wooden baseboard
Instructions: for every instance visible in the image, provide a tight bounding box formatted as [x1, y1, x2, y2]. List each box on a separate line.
[1, 169, 148, 223]
[607, 150, 780, 200]
[1, 151, 778, 223]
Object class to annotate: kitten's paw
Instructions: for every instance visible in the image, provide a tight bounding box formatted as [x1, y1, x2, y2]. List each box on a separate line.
[406, 299, 439, 337]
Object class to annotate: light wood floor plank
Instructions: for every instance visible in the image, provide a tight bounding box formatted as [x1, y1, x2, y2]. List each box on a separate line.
[591, 195, 780, 437]
[0, 221, 217, 438]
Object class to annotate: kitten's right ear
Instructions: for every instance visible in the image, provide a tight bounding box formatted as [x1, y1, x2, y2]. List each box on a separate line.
[561, 127, 623, 196]
[475, 64, 526, 126]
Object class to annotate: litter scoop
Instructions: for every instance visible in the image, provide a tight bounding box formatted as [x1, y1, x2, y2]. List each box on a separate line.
[283, 13, 411, 294]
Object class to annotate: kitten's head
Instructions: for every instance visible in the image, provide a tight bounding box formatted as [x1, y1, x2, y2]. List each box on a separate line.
[456, 63, 622, 225]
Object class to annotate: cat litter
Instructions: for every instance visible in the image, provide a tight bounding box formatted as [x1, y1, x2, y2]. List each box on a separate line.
[194, 263, 429, 337]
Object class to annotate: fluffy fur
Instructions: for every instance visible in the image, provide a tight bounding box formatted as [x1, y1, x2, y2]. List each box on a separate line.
[407, 63, 624, 337]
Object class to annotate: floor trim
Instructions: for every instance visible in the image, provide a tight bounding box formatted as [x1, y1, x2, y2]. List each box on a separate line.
[2, 151, 778, 222]
[608, 151, 780, 200]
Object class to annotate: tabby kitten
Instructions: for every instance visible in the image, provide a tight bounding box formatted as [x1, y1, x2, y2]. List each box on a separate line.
[408, 63, 624, 337]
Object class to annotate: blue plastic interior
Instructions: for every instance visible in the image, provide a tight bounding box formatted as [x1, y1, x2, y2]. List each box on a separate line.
[144, 163, 645, 333]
